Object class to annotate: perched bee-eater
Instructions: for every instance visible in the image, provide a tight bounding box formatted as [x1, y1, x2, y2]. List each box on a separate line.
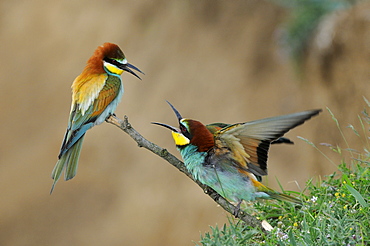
[153, 102, 321, 205]
[51, 43, 143, 193]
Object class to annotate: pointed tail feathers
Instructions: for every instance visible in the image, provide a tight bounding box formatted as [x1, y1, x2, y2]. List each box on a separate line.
[50, 135, 85, 194]
[251, 176, 302, 204]
[266, 191, 303, 205]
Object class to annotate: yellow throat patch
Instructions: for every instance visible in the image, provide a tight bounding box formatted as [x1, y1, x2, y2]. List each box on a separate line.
[171, 132, 190, 146]
[103, 62, 124, 75]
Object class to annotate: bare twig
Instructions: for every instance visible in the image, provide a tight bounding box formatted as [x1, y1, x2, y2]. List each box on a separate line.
[106, 115, 265, 231]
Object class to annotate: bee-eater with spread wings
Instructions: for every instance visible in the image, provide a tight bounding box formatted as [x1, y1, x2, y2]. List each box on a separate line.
[153, 102, 321, 206]
[51, 43, 143, 193]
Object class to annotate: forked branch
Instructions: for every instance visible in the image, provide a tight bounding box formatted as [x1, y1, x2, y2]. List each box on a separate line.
[106, 114, 265, 231]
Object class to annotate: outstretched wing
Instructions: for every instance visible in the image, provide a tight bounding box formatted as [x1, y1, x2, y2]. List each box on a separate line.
[214, 109, 321, 176]
[206, 123, 229, 134]
[207, 123, 294, 145]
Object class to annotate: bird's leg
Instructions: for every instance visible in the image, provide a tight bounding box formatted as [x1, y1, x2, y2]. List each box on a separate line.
[105, 113, 116, 123]
[233, 200, 243, 217]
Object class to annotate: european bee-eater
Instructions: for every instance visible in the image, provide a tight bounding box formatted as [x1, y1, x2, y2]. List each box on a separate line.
[51, 42, 143, 193]
[153, 101, 321, 205]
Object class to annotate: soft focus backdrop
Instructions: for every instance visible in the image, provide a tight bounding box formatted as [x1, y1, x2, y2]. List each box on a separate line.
[1, 0, 369, 245]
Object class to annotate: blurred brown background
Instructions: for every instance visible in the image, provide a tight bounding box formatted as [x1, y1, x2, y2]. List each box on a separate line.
[1, 0, 369, 245]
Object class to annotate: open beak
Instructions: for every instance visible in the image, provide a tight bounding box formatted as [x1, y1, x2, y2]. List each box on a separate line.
[165, 101, 183, 122]
[152, 102, 192, 146]
[121, 63, 144, 80]
[151, 122, 179, 132]
[151, 101, 184, 131]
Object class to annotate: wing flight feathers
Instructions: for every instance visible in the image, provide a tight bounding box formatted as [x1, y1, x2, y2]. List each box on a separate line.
[215, 109, 321, 176]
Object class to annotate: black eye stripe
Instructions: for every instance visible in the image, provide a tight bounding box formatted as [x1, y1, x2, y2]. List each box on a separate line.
[104, 57, 124, 67]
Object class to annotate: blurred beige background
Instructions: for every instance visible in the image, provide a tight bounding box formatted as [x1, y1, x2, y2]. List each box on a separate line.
[1, 0, 369, 245]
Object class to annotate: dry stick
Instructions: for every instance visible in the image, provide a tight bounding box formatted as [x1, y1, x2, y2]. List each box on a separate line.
[106, 114, 265, 231]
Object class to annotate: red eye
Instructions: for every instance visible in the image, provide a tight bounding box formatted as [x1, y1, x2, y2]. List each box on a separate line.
[180, 124, 193, 140]
[180, 125, 187, 134]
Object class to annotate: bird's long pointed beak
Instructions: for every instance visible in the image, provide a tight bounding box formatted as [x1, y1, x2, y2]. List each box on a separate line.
[151, 122, 180, 132]
[166, 101, 183, 122]
[152, 101, 183, 132]
[121, 62, 144, 80]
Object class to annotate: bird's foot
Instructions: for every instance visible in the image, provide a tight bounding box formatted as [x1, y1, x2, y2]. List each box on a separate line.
[105, 113, 116, 122]
[233, 201, 243, 217]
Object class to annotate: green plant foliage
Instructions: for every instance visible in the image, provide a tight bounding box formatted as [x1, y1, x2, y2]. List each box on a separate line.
[275, 0, 354, 62]
[199, 222, 259, 246]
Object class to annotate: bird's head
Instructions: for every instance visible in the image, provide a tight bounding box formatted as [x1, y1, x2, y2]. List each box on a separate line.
[152, 101, 214, 152]
[86, 42, 144, 79]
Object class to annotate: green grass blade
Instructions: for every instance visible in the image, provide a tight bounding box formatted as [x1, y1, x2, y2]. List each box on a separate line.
[288, 229, 297, 246]
[345, 184, 368, 208]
